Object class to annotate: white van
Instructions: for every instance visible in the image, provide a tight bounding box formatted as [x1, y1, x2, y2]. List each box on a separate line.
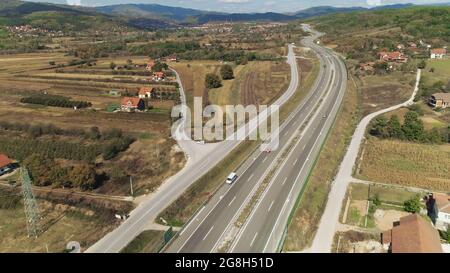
[226, 172, 238, 184]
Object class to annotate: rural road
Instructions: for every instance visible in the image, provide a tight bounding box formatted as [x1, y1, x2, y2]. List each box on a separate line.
[165, 25, 348, 253]
[86, 30, 304, 253]
[308, 69, 421, 253]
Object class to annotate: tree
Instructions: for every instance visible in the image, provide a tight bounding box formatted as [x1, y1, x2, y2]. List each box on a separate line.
[152, 61, 168, 72]
[387, 115, 403, 139]
[417, 60, 427, 69]
[403, 195, 422, 213]
[370, 116, 389, 138]
[220, 64, 234, 80]
[402, 111, 425, 141]
[23, 154, 54, 187]
[87, 127, 101, 140]
[205, 73, 222, 89]
[69, 164, 97, 191]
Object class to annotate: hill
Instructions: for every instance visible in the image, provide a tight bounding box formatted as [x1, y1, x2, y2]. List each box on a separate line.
[311, 6, 450, 42]
[0, 1, 130, 32]
[95, 4, 217, 22]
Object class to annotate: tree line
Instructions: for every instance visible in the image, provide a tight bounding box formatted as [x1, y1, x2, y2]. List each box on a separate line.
[370, 110, 449, 144]
[21, 94, 92, 109]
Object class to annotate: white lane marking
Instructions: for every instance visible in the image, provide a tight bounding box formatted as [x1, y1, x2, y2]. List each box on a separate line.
[293, 159, 298, 166]
[282, 177, 288, 185]
[250, 233, 258, 247]
[228, 196, 237, 207]
[203, 226, 214, 241]
[247, 174, 254, 182]
[262, 156, 268, 163]
[180, 206, 205, 236]
[268, 201, 274, 212]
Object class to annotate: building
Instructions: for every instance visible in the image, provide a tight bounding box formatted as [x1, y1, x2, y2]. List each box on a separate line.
[153, 72, 165, 81]
[166, 54, 178, 62]
[378, 51, 408, 63]
[429, 93, 450, 109]
[426, 193, 450, 231]
[381, 214, 443, 253]
[146, 60, 156, 71]
[0, 154, 13, 176]
[138, 87, 154, 99]
[430, 48, 447, 59]
[121, 97, 145, 112]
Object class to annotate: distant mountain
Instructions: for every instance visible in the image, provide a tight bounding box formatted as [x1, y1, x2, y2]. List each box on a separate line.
[370, 3, 415, 10]
[0, 1, 132, 31]
[293, 6, 366, 19]
[95, 4, 218, 22]
[195, 12, 294, 24]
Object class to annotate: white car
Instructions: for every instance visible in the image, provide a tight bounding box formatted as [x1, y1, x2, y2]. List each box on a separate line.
[226, 172, 238, 185]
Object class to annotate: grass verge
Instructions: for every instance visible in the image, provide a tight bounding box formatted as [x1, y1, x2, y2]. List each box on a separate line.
[120, 230, 165, 253]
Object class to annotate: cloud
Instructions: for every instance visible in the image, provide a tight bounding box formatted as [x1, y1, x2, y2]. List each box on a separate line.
[219, 0, 251, 3]
[67, 0, 81, 5]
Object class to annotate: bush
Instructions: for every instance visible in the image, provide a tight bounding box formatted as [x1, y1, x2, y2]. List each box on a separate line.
[403, 195, 422, 213]
[220, 64, 234, 80]
[205, 73, 222, 89]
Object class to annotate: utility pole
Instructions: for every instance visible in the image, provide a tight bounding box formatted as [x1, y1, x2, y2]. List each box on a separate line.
[129, 176, 134, 197]
[21, 168, 40, 238]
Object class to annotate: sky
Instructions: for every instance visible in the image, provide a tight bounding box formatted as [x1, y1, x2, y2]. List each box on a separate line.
[28, 0, 450, 13]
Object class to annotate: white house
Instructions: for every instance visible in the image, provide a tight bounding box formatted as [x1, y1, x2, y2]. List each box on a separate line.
[430, 48, 447, 59]
[427, 193, 450, 231]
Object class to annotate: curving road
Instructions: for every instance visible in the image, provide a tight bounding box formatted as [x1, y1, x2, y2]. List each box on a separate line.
[86, 29, 304, 253]
[165, 25, 348, 253]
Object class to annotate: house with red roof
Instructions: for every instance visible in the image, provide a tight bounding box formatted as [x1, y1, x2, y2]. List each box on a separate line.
[0, 154, 14, 176]
[138, 87, 155, 99]
[121, 97, 145, 112]
[378, 51, 408, 63]
[381, 214, 443, 253]
[153, 71, 165, 81]
[430, 48, 447, 59]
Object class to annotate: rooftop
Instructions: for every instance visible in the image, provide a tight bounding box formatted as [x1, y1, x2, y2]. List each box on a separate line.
[383, 214, 443, 253]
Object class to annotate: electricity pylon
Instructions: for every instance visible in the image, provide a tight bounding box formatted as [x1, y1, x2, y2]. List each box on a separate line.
[20, 168, 40, 238]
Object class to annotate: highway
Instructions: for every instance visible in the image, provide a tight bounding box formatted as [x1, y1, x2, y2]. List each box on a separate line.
[165, 25, 348, 253]
[86, 28, 302, 253]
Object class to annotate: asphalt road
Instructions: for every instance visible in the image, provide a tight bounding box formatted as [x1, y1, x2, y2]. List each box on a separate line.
[165, 25, 348, 253]
[309, 69, 421, 253]
[86, 31, 302, 253]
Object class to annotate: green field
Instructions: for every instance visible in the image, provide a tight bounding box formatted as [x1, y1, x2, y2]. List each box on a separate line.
[426, 59, 450, 83]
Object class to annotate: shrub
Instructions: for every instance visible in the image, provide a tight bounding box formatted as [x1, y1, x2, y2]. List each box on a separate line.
[205, 73, 222, 89]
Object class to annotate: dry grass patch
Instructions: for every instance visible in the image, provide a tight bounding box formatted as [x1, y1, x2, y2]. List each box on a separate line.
[358, 138, 450, 191]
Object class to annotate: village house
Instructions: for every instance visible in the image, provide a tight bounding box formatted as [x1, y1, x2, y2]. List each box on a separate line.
[138, 87, 155, 99]
[166, 54, 178, 62]
[426, 193, 450, 231]
[378, 51, 408, 63]
[146, 60, 156, 71]
[153, 72, 165, 81]
[121, 97, 145, 112]
[0, 154, 14, 176]
[430, 48, 447, 59]
[381, 214, 443, 253]
[429, 93, 450, 109]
